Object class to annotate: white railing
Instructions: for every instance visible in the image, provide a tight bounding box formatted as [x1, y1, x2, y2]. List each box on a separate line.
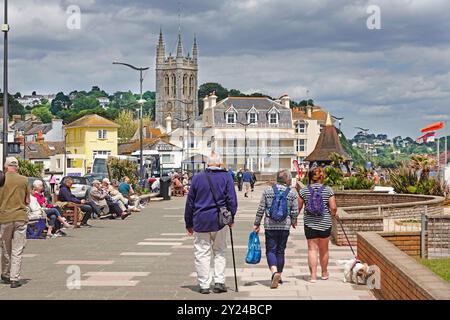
[217, 147, 295, 155]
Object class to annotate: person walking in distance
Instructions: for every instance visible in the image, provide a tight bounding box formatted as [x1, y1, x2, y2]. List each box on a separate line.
[254, 169, 299, 289]
[0, 157, 30, 288]
[298, 167, 338, 282]
[184, 152, 238, 294]
[242, 169, 252, 198]
[49, 173, 57, 194]
[236, 168, 243, 192]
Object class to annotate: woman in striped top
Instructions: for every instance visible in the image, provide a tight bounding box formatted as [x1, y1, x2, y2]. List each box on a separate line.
[298, 167, 338, 283]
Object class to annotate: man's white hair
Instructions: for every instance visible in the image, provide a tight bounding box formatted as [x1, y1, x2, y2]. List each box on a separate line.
[32, 179, 43, 189]
[207, 151, 222, 166]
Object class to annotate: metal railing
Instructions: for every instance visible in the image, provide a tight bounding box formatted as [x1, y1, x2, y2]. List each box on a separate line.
[381, 205, 450, 259]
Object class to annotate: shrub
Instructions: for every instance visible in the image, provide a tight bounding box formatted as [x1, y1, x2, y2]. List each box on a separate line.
[17, 158, 43, 178]
[107, 157, 138, 187]
[324, 166, 344, 187]
[343, 176, 374, 190]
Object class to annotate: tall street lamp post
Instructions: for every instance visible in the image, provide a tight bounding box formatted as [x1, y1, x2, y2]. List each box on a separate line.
[238, 121, 251, 170]
[2, 0, 9, 166]
[113, 62, 149, 183]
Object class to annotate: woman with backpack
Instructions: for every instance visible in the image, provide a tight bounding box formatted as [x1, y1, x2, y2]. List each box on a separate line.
[253, 169, 299, 289]
[298, 167, 338, 283]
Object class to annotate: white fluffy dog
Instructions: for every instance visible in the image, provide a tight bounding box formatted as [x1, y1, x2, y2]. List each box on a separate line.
[336, 258, 372, 285]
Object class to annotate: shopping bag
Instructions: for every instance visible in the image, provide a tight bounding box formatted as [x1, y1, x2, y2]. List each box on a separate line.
[245, 231, 261, 264]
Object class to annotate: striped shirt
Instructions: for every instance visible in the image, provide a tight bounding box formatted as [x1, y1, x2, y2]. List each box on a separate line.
[255, 184, 299, 231]
[299, 184, 334, 231]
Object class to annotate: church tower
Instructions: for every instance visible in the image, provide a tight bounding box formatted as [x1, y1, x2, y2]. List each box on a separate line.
[155, 30, 198, 130]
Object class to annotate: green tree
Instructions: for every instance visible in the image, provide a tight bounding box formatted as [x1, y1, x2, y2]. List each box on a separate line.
[0, 93, 25, 118]
[32, 106, 53, 123]
[72, 94, 100, 111]
[51, 92, 71, 115]
[198, 82, 229, 113]
[115, 110, 138, 143]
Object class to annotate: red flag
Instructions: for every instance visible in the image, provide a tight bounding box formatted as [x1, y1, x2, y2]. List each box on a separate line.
[421, 121, 445, 133]
[416, 132, 436, 143]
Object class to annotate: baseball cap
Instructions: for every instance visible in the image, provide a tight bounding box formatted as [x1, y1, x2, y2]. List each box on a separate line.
[5, 157, 19, 168]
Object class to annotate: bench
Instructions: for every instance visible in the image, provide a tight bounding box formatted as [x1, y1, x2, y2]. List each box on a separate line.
[52, 194, 80, 228]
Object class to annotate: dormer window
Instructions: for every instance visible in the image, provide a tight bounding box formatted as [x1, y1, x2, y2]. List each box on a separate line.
[225, 105, 238, 125]
[247, 106, 258, 124]
[267, 106, 280, 124]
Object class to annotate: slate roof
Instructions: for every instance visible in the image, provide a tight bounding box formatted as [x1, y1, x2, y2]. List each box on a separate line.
[212, 97, 293, 127]
[25, 123, 53, 135]
[25, 141, 65, 160]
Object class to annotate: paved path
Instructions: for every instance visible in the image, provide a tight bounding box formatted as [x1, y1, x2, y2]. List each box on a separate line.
[0, 186, 375, 300]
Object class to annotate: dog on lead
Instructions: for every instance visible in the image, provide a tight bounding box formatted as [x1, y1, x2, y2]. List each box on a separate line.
[336, 258, 374, 285]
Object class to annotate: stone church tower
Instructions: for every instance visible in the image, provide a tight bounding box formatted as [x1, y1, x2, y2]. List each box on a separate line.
[155, 30, 198, 130]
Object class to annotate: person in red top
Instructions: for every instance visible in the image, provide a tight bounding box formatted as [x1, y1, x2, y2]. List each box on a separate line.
[32, 180, 71, 238]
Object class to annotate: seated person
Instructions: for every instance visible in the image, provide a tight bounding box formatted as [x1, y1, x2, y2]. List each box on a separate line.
[172, 175, 185, 195]
[89, 180, 110, 216]
[110, 179, 140, 212]
[98, 179, 131, 220]
[58, 177, 94, 227]
[119, 176, 143, 208]
[32, 180, 71, 238]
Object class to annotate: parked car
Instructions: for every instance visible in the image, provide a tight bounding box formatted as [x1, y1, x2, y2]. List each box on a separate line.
[84, 174, 107, 185]
[28, 177, 52, 202]
[56, 176, 91, 200]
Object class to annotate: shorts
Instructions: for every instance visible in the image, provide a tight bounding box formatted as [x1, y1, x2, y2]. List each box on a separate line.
[304, 225, 331, 240]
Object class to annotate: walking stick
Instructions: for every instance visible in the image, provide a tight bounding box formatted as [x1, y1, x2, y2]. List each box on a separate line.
[336, 217, 357, 258]
[229, 227, 239, 292]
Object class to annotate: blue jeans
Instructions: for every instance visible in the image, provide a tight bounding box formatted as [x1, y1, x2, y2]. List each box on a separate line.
[265, 230, 290, 273]
[45, 208, 61, 228]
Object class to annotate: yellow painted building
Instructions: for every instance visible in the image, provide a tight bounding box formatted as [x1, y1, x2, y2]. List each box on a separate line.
[64, 114, 119, 172]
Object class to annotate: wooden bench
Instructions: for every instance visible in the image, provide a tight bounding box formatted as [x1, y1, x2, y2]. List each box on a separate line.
[52, 194, 80, 228]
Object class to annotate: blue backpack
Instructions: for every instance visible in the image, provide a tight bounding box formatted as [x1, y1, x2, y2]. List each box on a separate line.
[268, 185, 290, 222]
[245, 231, 261, 264]
[305, 185, 326, 217]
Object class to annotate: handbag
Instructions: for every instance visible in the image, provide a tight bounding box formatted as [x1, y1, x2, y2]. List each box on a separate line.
[205, 171, 234, 228]
[245, 231, 261, 264]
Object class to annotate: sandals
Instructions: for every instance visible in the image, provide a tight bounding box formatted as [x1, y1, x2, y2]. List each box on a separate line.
[321, 271, 329, 280]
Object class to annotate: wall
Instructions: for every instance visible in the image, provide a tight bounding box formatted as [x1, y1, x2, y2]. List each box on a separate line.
[357, 232, 450, 300]
[84, 128, 118, 168]
[381, 232, 427, 258]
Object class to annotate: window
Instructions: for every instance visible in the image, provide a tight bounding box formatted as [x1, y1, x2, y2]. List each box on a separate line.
[248, 113, 257, 124]
[269, 113, 278, 124]
[227, 112, 236, 124]
[67, 158, 74, 168]
[296, 122, 306, 134]
[162, 154, 174, 164]
[57, 159, 61, 169]
[97, 130, 107, 139]
[297, 139, 306, 152]
[93, 150, 111, 158]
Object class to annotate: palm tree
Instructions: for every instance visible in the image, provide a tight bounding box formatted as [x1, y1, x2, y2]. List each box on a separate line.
[329, 152, 344, 169]
[410, 154, 436, 182]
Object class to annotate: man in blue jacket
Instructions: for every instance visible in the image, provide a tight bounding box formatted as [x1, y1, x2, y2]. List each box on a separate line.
[58, 177, 94, 227]
[185, 152, 238, 294]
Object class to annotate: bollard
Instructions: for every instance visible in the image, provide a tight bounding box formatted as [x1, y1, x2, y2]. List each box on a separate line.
[420, 205, 427, 258]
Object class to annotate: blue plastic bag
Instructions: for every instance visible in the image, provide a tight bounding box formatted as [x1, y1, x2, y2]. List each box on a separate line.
[245, 231, 261, 264]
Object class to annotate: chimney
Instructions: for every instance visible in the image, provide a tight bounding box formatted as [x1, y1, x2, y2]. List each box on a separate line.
[280, 95, 290, 109]
[36, 130, 44, 143]
[307, 106, 312, 118]
[203, 96, 210, 110]
[209, 91, 217, 108]
[165, 114, 172, 133]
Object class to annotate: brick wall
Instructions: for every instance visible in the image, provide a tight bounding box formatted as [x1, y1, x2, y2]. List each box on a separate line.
[357, 232, 450, 300]
[331, 215, 383, 246]
[335, 193, 436, 207]
[380, 232, 427, 258]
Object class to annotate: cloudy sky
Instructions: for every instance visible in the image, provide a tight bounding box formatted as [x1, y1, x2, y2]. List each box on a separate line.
[2, 0, 450, 138]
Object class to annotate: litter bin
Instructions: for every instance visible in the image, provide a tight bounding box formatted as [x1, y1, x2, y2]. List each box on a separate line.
[160, 177, 171, 200]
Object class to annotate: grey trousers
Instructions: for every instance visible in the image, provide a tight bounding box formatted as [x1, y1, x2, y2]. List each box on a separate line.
[0, 221, 27, 281]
